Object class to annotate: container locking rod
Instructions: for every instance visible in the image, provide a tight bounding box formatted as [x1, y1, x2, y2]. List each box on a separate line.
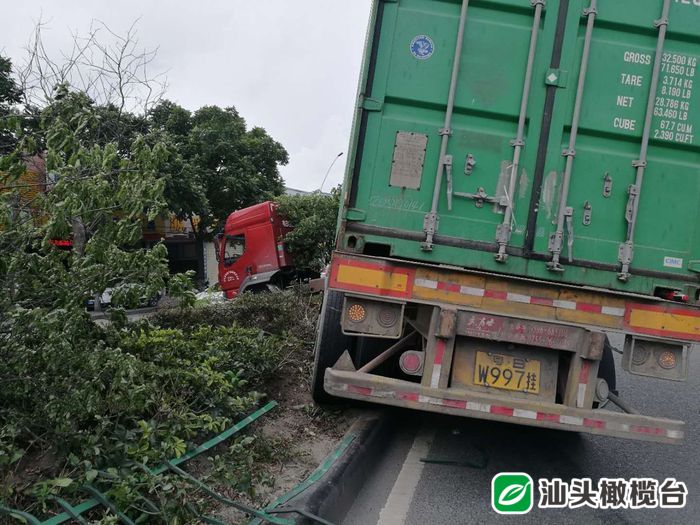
[422, 0, 471, 251]
[495, 0, 546, 263]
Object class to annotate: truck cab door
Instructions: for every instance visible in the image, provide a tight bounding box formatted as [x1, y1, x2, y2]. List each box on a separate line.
[220, 233, 247, 297]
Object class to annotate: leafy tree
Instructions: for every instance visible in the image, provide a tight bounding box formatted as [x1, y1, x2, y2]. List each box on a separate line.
[275, 190, 340, 273]
[0, 56, 24, 155]
[148, 101, 288, 235]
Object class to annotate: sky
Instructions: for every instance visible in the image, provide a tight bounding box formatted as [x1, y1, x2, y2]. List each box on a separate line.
[0, 0, 374, 192]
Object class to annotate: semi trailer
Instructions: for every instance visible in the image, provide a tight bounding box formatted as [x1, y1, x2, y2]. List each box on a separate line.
[312, 0, 700, 444]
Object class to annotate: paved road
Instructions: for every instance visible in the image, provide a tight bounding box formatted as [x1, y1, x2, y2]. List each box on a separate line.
[343, 339, 699, 525]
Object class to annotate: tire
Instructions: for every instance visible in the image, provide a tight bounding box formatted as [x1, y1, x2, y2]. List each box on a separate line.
[594, 337, 617, 408]
[311, 289, 352, 404]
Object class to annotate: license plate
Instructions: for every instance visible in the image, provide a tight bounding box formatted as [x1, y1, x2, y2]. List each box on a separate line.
[473, 351, 541, 394]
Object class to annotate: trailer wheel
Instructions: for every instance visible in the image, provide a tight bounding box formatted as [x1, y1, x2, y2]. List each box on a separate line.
[594, 338, 617, 409]
[311, 289, 352, 404]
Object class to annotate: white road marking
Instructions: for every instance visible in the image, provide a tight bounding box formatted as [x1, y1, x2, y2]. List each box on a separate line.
[377, 428, 436, 525]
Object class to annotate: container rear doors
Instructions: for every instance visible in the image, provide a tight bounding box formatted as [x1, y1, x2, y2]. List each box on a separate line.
[343, 0, 700, 296]
[530, 0, 700, 283]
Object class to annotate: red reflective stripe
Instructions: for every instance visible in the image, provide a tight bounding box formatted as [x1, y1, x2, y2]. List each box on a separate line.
[484, 290, 508, 300]
[434, 340, 446, 365]
[536, 412, 560, 423]
[442, 398, 467, 409]
[579, 360, 591, 385]
[437, 281, 462, 293]
[347, 385, 372, 396]
[630, 425, 665, 435]
[490, 405, 515, 416]
[583, 418, 606, 429]
[398, 392, 419, 402]
[576, 303, 603, 314]
[530, 296, 554, 306]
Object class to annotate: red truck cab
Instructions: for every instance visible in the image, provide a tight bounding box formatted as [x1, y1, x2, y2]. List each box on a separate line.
[216, 201, 294, 299]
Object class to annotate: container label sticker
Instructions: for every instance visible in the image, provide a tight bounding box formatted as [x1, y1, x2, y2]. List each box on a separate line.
[663, 256, 684, 269]
[410, 35, 434, 60]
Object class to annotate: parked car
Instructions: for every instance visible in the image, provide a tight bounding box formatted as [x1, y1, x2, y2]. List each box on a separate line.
[86, 284, 162, 311]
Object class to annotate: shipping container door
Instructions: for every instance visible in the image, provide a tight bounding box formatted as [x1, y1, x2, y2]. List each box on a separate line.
[529, 0, 700, 282]
[346, 0, 700, 295]
[349, 0, 555, 251]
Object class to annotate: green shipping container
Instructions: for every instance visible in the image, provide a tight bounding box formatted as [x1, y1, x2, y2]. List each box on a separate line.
[340, 0, 700, 298]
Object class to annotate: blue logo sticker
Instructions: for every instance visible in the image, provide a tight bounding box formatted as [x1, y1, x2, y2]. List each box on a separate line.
[410, 35, 434, 60]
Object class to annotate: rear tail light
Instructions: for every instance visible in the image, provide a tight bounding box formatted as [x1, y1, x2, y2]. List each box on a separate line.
[399, 351, 424, 376]
[658, 351, 677, 370]
[347, 303, 367, 323]
[656, 289, 689, 303]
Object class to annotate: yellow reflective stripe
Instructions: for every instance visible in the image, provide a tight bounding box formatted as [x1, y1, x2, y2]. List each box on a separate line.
[628, 309, 700, 336]
[336, 265, 409, 293]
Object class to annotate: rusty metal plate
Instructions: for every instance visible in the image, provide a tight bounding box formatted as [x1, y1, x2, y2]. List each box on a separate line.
[390, 131, 428, 189]
[456, 311, 588, 353]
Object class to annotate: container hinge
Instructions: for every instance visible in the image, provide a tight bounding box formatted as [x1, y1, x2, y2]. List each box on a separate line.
[496, 223, 511, 246]
[444, 155, 454, 211]
[624, 184, 639, 224]
[618, 184, 640, 281]
[618, 242, 634, 282]
[454, 187, 504, 209]
[565, 208, 575, 262]
[547, 206, 573, 271]
[421, 212, 439, 251]
[361, 97, 384, 112]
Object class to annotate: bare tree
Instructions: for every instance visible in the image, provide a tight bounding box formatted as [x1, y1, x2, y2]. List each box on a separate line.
[17, 17, 168, 114]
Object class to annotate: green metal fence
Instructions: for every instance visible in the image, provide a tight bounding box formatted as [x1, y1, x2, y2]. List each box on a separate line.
[1, 401, 351, 525]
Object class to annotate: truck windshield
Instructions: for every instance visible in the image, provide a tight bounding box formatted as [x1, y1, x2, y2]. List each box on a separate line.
[224, 234, 245, 266]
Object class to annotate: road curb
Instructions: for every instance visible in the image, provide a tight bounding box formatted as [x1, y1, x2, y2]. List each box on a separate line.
[293, 410, 393, 524]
